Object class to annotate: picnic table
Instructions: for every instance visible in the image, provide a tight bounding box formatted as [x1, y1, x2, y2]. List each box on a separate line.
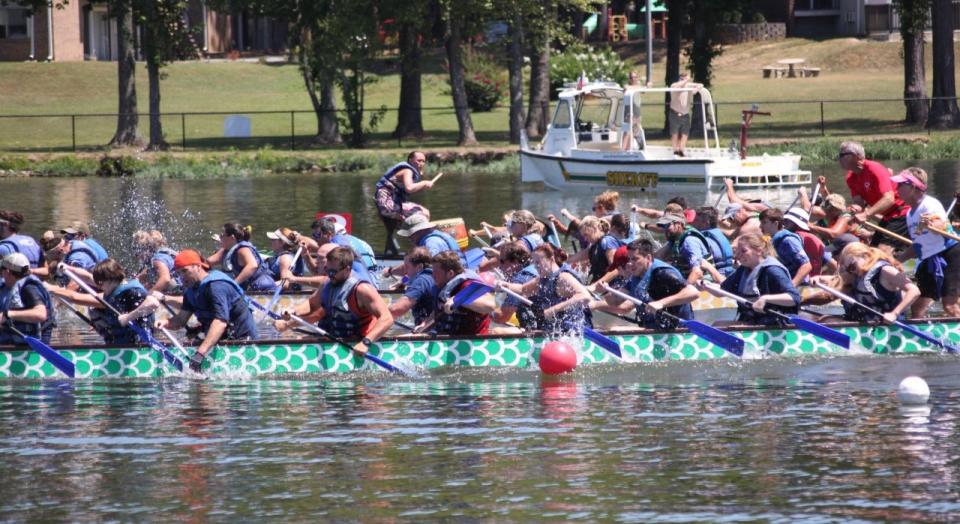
[777, 58, 805, 78]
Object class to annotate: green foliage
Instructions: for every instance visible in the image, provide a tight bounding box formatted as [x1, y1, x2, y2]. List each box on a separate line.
[446, 48, 505, 112]
[549, 43, 630, 96]
[894, 0, 929, 37]
[96, 155, 145, 177]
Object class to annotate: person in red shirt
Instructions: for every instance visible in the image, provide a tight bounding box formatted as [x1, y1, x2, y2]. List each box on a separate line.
[839, 141, 910, 252]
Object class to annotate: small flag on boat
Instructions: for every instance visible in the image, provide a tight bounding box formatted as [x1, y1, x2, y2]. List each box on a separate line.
[576, 71, 587, 90]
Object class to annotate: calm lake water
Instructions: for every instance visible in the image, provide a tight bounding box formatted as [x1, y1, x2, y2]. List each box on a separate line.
[2, 159, 960, 520]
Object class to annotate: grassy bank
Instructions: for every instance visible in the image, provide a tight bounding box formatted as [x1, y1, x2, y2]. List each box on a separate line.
[2, 135, 958, 178]
[4, 38, 960, 154]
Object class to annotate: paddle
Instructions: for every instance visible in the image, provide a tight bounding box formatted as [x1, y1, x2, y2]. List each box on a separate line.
[601, 284, 745, 357]
[704, 282, 850, 350]
[431, 172, 444, 184]
[463, 248, 486, 270]
[713, 191, 725, 209]
[806, 181, 822, 210]
[545, 219, 562, 249]
[471, 234, 491, 248]
[451, 281, 495, 309]
[285, 312, 418, 377]
[947, 192, 959, 217]
[926, 225, 960, 243]
[60, 265, 185, 372]
[261, 246, 304, 318]
[497, 283, 622, 359]
[860, 221, 912, 245]
[3, 322, 74, 377]
[814, 282, 959, 354]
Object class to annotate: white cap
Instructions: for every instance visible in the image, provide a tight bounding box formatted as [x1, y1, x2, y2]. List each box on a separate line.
[1, 253, 30, 273]
[266, 229, 293, 246]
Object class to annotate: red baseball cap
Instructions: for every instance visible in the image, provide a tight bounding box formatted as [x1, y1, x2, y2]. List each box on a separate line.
[173, 249, 209, 270]
[609, 245, 630, 271]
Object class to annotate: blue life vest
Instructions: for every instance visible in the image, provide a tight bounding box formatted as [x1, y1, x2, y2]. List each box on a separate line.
[184, 270, 257, 340]
[847, 261, 903, 322]
[771, 229, 807, 278]
[419, 230, 466, 265]
[433, 272, 490, 336]
[669, 227, 712, 277]
[518, 233, 544, 252]
[0, 234, 44, 268]
[266, 250, 306, 280]
[94, 280, 154, 344]
[149, 247, 182, 290]
[332, 234, 378, 270]
[531, 264, 592, 334]
[224, 241, 276, 292]
[319, 276, 372, 339]
[376, 161, 421, 201]
[627, 259, 693, 329]
[84, 237, 109, 262]
[509, 264, 540, 329]
[0, 275, 55, 344]
[701, 228, 734, 276]
[66, 240, 100, 269]
[732, 257, 798, 326]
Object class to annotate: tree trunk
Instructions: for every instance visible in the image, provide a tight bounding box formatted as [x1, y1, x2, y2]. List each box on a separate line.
[145, 57, 168, 150]
[928, 0, 959, 129]
[109, 4, 142, 148]
[507, 15, 525, 144]
[393, 23, 424, 139]
[662, 0, 683, 135]
[525, 43, 550, 138]
[902, 20, 927, 124]
[445, 15, 477, 146]
[318, 78, 341, 144]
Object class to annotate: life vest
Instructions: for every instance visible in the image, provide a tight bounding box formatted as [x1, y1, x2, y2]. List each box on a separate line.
[772, 230, 822, 279]
[626, 259, 693, 329]
[434, 273, 490, 336]
[266, 250, 306, 280]
[0, 234, 44, 268]
[149, 247, 182, 289]
[518, 233, 543, 253]
[669, 227, 713, 277]
[66, 240, 101, 269]
[223, 241, 276, 292]
[530, 264, 592, 334]
[318, 276, 375, 339]
[375, 161, 421, 201]
[510, 264, 541, 329]
[846, 261, 902, 322]
[701, 228, 734, 276]
[733, 256, 798, 325]
[588, 235, 625, 283]
[95, 280, 154, 344]
[419, 230, 466, 265]
[332, 233, 378, 270]
[184, 270, 257, 340]
[84, 237, 109, 262]
[0, 275, 54, 343]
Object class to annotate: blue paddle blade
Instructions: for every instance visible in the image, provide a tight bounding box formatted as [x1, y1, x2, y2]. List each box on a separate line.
[247, 298, 282, 321]
[263, 285, 284, 315]
[129, 323, 184, 372]
[24, 336, 75, 378]
[363, 352, 419, 378]
[584, 327, 622, 359]
[895, 321, 959, 354]
[463, 248, 486, 270]
[683, 320, 744, 357]
[789, 315, 850, 350]
[452, 281, 495, 308]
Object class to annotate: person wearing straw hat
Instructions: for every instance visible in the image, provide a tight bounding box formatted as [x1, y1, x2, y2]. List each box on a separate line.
[0, 253, 54, 345]
[396, 214, 464, 262]
[157, 249, 258, 372]
[265, 228, 305, 290]
[891, 167, 960, 317]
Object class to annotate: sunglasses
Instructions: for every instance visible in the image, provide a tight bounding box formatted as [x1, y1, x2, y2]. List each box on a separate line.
[63, 233, 77, 241]
[325, 266, 344, 278]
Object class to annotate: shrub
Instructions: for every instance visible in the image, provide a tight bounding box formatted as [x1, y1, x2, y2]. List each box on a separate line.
[549, 43, 630, 99]
[446, 47, 505, 112]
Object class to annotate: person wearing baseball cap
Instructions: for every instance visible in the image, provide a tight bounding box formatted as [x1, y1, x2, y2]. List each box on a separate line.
[0, 252, 54, 345]
[656, 212, 712, 284]
[893, 167, 960, 318]
[60, 220, 109, 262]
[156, 249, 258, 373]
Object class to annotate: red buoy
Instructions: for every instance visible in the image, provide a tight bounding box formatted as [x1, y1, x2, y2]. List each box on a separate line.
[539, 340, 578, 375]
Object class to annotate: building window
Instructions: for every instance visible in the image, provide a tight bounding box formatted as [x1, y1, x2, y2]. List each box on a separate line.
[0, 7, 29, 39]
[797, 0, 837, 10]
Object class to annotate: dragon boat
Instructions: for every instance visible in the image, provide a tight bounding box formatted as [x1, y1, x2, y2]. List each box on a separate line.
[3, 318, 958, 379]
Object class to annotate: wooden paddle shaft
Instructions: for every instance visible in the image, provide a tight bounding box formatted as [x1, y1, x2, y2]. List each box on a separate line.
[860, 221, 912, 245]
[927, 225, 960, 243]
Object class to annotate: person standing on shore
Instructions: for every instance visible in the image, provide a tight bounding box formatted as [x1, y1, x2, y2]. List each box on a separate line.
[375, 151, 435, 256]
[668, 72, 701, 157]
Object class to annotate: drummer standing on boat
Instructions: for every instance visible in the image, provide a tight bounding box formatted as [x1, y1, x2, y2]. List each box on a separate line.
[375, 151, 435, 256]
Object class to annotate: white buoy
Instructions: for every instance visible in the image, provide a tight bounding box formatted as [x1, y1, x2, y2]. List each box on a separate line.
[897, 376, 930, 405]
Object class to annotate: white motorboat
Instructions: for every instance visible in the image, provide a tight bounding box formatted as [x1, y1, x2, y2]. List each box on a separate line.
[520, 81, 812, 192]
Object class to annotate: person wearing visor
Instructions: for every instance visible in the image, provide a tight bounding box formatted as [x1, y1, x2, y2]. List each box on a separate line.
[265, 227, 305, 290]
[155, 249, 258, 372]
[0, 253, 54, 345]
[274, 246, 392, 355]
[654, 212, 711, 284]
[892, 167, 960, 318]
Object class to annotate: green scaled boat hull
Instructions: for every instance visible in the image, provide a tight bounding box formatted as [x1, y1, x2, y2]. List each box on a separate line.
[2, 320, 959, 379]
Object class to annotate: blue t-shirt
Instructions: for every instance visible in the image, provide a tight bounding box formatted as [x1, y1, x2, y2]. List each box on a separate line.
[403, 269, 437, 324]
[679, 236, 711, 269]
[182, 280, 258, 340]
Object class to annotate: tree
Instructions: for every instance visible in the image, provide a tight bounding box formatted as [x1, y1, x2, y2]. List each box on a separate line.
[927, 0, 959, 129]
[507, 12, 525, 144]
[386, 0, 434, 139]
[442, 0, 482, 146]
[525, 1, 553, 138]
[895, 0, 929, 124]
[109, 0, 143, 147]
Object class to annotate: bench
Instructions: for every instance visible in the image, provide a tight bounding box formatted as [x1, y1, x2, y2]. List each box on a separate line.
[801, 67, 821, 78]
[762, 66, 788, 79]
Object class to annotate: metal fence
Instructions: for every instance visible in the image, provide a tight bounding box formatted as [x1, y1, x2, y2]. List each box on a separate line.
[0, 97, 955, 153]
